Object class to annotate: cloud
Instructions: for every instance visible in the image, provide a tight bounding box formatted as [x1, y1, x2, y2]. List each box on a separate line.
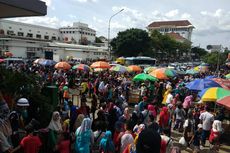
[9, 16, 72, 28]
[72, 0, 98, 3]
[165, 9, 179, 18]
[181, 13, 191, 19]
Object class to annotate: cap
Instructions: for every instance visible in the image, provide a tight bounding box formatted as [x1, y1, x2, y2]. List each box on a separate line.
[17, 98, 29, 107]
[198, 124, 203, 129]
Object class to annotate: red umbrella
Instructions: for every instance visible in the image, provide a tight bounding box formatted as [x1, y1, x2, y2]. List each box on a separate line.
[212, 78, 230, 90]
[0, 59, 4, 63]
[217, 96, 230, 110]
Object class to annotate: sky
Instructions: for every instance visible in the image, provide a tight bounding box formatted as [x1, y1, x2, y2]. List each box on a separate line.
[9, 0, 230, 49]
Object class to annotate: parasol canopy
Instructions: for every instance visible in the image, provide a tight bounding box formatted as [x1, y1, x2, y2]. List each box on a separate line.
[212, 78, 230, 90]
[0, 58, 5, 63]
[90, 61, 110, 69]
[199, 87, 230, 102]
[144, 67, 157, 74]
[186, 79, 221, 91]
[127, 65, 142, 72]
[149, 68, 176, 79]
[133, 73, 158, 82]
[110, 65, 130, 73]
[185, 69, 199, 75]
[39, 59, 56, 66]
[55, 61, 71, 70]
[4, 51, 13, 57]
[225, 73, 230, 79]
[217, 96, 230, 110]
[72, 64, 92, 71]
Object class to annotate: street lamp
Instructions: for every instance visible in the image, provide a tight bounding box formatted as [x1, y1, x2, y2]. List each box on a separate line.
[108, 8, 124, 60]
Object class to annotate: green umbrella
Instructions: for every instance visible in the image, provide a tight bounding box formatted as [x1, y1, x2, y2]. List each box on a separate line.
[133, 73, 158, 82]
[225, 73, 230, 79]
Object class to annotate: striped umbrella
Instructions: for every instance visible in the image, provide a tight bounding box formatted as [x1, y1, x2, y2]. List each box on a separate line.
[149, 68, 177, 79]
[128, 65, 142, 72]
[110, 65, 129, 73]
[55, 61, 71, 70]
[72, 64, 92, 71]
[199, 87, 230, 102]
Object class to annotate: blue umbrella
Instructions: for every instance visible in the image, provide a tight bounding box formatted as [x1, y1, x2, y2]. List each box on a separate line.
[205, 75, 217, 79]
[39, 59, 56, 66]
[186, 79, 221, 91]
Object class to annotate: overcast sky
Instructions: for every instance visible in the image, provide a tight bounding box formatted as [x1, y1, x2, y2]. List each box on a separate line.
[9, 0, 230, 49]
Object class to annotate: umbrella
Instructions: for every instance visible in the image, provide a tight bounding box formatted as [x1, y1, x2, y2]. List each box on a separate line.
[212, 78, 230, 90]
[186, 79, 221, 91]
[72, 64, 92, 71]
[205, 75, 217, 79]
[110, 65, 130, 73]
[194, 65, 209, 72]
[133, 73, 158, 82]
[93, 68, 106, 72]
[90, 61, 110, 69]
[144, 67, 157, 74]
[186, 69, 199, 75]
[33, 58, 45, 64]
[217, 96, 230, 110]
[4, 51, 13, 57]
[40, 59, 56, 66]
[55, 61, 71, 70]
[149, 68, 176, 79]
[128, 65, 142, 72]
[0, 59, 4, 63]
[225, 74, 230, 79]
[199, 87, 230, 102]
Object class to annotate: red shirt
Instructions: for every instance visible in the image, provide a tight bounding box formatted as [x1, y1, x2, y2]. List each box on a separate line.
[20, 135, 42, 153]
[57, 140, 70, 153]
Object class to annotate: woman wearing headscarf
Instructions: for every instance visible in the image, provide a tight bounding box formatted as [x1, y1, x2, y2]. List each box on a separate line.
[209, 120, 222, 151]
[119, 108, 131, 124]
[75, 118, 94, 153]
[147, 104, 157, 118]
[73, 114, 85, 132]
[159, 107, 170, 136]
[47, 111, 63, 152]
[99, 131, 115, 153]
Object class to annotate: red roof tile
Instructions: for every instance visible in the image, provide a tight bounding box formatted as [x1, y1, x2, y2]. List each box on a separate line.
[148, 20, 192, 28]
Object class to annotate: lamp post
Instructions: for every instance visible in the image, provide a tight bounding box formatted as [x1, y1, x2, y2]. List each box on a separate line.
[108, 8, 124, 60]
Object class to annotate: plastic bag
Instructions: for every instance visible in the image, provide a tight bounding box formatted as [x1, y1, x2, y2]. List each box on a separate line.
[179, 137, 187, 146]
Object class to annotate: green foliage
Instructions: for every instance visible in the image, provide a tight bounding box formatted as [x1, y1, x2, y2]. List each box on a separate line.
[202, 51, 228, 66]
[95, 37, 103, 43]
[191, 47, 208, 59]
[111, 28, 152, 57]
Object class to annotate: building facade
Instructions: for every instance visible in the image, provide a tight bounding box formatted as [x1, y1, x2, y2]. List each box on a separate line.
[147, 20, 194, 42]
[0, 19, 107, 60]
[59, 22, 96, 45]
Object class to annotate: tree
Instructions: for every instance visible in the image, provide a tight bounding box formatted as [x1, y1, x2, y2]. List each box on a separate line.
[202, 51, 228, 68]
[191, 47, 208, 60]
[95, 37, 103, 43]
[111, 28, 152, 57]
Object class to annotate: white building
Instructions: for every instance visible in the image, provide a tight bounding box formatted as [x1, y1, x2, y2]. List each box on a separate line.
[0, 19, 107, 60]
[147, 20, 194, 42]
[59, 22, 96, 45]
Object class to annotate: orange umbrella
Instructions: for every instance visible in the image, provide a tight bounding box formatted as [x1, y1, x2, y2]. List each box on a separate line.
[55, 61, 71, 70]
[128, 65, 142, 72]
[212, 78, 230, 90]
[4, 51, 13, 57]
[90, 61, 110, 69]
[149, 68, 168, 80]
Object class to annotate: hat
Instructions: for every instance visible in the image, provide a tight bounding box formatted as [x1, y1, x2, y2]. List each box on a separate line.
[17, 98, 29, 107]
[198, 124, 203, 129]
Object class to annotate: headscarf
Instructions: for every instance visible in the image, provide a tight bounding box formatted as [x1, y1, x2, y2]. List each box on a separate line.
[48, 111, 62, 131]
[78, 118, 92, 134]
[212, 120, 222, 132]
[124, 107, 130, 120]
[74, 114, 85, 131]
[147, 105, 156, 118]
[100, 131, 115, 152]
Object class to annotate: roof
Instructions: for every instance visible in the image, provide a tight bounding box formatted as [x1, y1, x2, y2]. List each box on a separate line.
[148, 20, 193, 28]
[0, 0, 47, 18]
[166, 32, 186, 40]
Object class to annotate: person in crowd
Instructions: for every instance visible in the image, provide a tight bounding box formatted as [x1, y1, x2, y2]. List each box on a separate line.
[199, 106, 214, 147]
[55, 132, 70, 153]
[160, 128, 173, 153]
[183, 112, 194, 146]
[75, 118, 94, 153]
[147, 104, 157, 119]
[159, 106, 170, 136]
[119, 107, 131, 124]
[141, 103, 149, 125]
[189, 124, 203, 153]
[165, 90, 173, 105]
[92, 122, 105, 153]
[120, 120, 134, 153]
[173, 103, 186, 132]
[78, 101, 90, 117]
[47, 111, 63, 152]
[99, 131, 115, 153]
[209, 120, 222, 152]
[73, 114, 85, 132]
[11, 126, 42, 153]
[91, 94, 98, 120]
[183, 95, 193, 117]
[136, 128, 161, 153]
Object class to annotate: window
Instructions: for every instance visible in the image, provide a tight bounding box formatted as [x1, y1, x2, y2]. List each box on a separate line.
[29, 30, 31, 32]
[27, 33, 33, 37]
[36, 34, 41, 39]
[51, 36, 56, 40]
[7, 30, 14, 35]
[18, 32, 24, 36]
[66, 31, 69, 33]
[44, 35, 49, 40]
[9, 27, 12, 29]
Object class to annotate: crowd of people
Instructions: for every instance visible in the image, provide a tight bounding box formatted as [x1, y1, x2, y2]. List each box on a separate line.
[0, 61, 228, 153]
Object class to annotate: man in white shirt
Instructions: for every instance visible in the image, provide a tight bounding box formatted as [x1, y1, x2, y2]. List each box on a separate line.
[199, 106, 214, 146]
[166, 91, 173, 105]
